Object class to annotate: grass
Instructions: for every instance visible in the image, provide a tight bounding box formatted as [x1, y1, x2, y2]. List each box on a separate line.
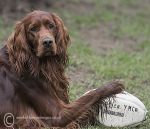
[0, 0, 150, 128]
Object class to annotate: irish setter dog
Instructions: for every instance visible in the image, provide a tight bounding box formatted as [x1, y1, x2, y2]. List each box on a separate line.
[0, 10, 124, 129]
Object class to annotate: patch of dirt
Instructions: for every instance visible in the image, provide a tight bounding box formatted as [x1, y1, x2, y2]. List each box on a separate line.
[67, 65, 102, 100]
[80, 24, 143, 55]
[0, 0, 55, 24]
[67, 65, 98, 90]
[53, 0, 95, 16]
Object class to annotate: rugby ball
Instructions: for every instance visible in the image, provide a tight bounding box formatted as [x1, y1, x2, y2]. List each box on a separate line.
[99, 91, 148, 127]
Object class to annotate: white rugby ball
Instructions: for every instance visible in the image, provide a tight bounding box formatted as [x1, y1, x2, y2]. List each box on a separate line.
[99, 91, 148, 127]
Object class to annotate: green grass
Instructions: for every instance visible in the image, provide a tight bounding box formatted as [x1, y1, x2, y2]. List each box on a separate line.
[0, 0, 150, 128]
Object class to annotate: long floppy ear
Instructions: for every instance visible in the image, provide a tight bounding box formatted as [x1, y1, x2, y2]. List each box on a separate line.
[10, 21, 29, 51]
[7, 21, 30, 75]
[51, 13, 70, 55]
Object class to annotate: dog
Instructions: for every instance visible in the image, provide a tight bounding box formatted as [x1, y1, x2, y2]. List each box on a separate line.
[0, 10, 124, 128]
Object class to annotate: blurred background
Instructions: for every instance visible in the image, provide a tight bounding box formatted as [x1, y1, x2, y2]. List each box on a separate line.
[0, 0, 149, 128]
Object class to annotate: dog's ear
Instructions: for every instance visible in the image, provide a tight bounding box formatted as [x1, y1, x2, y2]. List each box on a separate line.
[7, 21, 30, 53]
[7, 21, 30, 75]
[51, 13, 70, 55]
[13, 21, 29, 51]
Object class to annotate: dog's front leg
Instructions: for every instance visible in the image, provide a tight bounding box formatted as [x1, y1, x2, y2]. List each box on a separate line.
[50, 81, 124, 127]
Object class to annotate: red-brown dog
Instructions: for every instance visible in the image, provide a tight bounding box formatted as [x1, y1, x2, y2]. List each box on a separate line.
[0, 10, 124, 129]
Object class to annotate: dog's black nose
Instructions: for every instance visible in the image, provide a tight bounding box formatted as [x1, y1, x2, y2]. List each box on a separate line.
[43, 38, 53, 48]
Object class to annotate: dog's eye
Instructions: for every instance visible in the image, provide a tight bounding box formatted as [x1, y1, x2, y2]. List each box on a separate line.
[30, 26, 38, 32]
[48, 23, 55, 29]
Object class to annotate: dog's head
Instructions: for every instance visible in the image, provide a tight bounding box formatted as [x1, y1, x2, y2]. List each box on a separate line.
[8, 10, 70, 58]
